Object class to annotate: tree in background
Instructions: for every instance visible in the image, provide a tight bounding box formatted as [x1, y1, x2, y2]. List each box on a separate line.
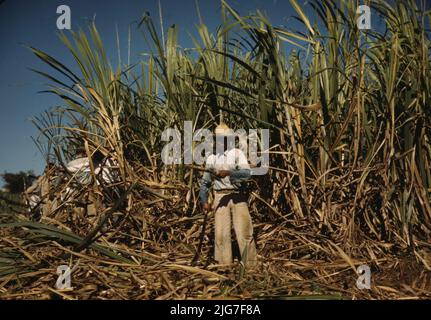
[1, 171, 36, 194]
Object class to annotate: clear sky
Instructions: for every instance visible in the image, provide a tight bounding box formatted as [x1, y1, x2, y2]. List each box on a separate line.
[0, 0, 391, 179]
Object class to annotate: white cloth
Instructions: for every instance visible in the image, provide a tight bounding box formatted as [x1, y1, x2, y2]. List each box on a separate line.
[94, 159, 120, 185]
[66, 157, 91, 185]
[66, 157, 119, 186]
[66, 157, 90, 173]
[205, 148, 250, 191]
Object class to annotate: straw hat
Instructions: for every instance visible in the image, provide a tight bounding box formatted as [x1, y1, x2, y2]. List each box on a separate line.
[215, 122, 234, 136]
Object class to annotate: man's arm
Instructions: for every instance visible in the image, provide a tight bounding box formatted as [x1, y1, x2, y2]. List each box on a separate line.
[199, 170, 212, 205]
[225, 149, 251, 183]
[199, 156, 214, 211]
[230, 168, 251, 182]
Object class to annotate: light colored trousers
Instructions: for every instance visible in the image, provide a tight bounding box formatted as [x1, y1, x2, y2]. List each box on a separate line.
[213, 191, 257, 267]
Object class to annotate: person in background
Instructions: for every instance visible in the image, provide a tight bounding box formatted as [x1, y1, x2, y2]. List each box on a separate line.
[24, 162, 56, 219]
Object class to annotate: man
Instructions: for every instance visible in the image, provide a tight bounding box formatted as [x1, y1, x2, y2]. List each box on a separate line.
[65, 148, 119, 187]
[65, 148, 92, 185]
[65, 148, 100, 217]
[199, 123, 257, 268]
[64, 147, 120, 217]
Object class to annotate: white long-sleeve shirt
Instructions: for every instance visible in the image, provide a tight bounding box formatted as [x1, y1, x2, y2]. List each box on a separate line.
[199, 148, 251, 203]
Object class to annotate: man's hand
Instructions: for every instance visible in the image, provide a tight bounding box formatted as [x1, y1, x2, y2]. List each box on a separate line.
[202, 202, 211, 212]
[216, 170, 230, 178]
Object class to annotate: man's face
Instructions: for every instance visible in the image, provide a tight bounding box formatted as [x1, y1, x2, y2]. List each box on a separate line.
[215, 135, 234, 154]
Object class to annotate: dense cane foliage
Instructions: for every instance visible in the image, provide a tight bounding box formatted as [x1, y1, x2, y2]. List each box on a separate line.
[1, 0, 430, 299]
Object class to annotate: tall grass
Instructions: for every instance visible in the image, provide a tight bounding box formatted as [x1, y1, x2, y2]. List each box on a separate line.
[30, 0, 431, 264]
